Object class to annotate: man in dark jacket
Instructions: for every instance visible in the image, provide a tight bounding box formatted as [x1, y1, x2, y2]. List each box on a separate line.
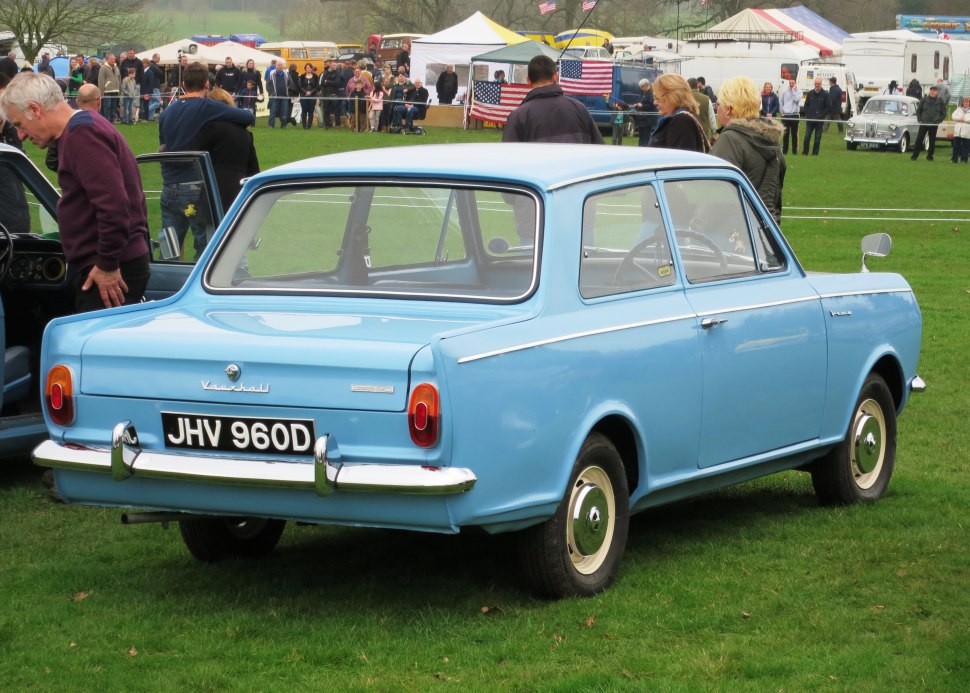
[824, 76, 844, 133]
[801, 77, 828, 155]
[435, 65, 458, 105]
[119, 49, 144, 85]
[319, 60, 341, 128]
[911, 84, 946, 161]
[215, 56, 241, 95]
[503, 55, 603, 144]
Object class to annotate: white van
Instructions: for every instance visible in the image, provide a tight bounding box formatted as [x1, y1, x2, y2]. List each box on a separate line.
[798, 62, 861, 118]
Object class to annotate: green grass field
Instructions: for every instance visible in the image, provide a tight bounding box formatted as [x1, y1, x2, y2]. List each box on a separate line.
[3, 123, 969, 691]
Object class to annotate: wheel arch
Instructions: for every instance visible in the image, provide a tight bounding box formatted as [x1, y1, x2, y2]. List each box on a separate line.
[589, 414, 640, 496]
[870, 353, 905, 412]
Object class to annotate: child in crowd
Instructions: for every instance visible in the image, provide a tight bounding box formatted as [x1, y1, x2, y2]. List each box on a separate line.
[121, 68, 140, 124]
[368, 86, 384, 132]
[236, 79, 258, 115]
[611, 99, 627, 146]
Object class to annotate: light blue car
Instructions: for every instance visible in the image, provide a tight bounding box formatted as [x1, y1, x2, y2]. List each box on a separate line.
[32, 144, 924, 597]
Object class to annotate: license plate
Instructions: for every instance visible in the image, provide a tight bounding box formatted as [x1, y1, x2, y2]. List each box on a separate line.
[161, 412, 316, 455]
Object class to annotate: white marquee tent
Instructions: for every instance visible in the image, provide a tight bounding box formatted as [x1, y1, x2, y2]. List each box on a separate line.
[410, 12, 526, 104]
[137, 39, 277, 69]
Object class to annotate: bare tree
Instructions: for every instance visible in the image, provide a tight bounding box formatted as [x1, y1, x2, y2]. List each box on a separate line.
[0, 0, 163, 62]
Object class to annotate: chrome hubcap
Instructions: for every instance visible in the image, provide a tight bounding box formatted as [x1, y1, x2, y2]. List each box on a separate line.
[851, 399, 886, 489]
[566, 466, 615, 575]
[572, 483, 609, 556]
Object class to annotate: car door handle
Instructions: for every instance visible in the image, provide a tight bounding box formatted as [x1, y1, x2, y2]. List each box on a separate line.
[701, 317, 728, 329]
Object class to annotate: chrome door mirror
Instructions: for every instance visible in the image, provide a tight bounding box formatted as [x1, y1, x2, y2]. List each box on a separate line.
[861, 233, 892, 272]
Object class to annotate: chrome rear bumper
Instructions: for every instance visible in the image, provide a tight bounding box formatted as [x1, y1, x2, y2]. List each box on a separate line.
[32, 422, 476, 497]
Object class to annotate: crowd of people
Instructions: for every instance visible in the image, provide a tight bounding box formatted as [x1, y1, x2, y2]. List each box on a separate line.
[255, 56, 431, 132]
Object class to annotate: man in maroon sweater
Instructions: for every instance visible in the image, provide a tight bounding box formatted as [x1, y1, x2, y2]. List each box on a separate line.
[0, 72, 150, 312]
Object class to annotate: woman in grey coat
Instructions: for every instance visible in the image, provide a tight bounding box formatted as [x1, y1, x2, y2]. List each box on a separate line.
[710, 76, 786, 223]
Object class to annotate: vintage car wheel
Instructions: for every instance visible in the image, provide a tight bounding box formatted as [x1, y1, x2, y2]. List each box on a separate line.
[178, 517, 286, 562]
[623, 117, 636, 138]
[897, 133, 909, 153]
[811, 374, 896, 506]
[518, 433, 629, 597]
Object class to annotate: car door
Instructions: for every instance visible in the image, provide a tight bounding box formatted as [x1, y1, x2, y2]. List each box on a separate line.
[661, 176, 827, 469]
[136, 151, 224, 300]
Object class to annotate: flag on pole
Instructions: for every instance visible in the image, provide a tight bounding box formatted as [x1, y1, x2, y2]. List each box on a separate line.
[539, 1, 557, 15]
[582, 0, 598, 10]
[559, 59, 613, 96]
[470, 80, 531, 124]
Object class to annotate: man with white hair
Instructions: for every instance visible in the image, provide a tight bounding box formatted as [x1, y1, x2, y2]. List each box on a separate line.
[0, 72, 151, 310]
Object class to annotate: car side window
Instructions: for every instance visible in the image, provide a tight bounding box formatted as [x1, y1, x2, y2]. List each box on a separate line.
[663, 179, 757, 283]
[745, 197, 786, 272]
[580, 184, 675, 299]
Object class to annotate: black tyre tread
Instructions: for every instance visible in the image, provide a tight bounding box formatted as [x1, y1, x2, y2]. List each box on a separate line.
[178, 517, 286, 562]
[811, 374, 896, 506]
[518, 433, 630, 598]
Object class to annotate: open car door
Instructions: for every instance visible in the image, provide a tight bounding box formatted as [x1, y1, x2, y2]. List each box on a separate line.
[136, 151, 224, 300]
[0, 146, 222, 455]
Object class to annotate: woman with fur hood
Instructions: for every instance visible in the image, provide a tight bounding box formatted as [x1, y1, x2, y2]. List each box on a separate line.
[711, 76, 786, 223]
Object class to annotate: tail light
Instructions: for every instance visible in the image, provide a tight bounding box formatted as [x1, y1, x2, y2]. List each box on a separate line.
[408, 383, 440, 448]
[45, 365, 76, 426]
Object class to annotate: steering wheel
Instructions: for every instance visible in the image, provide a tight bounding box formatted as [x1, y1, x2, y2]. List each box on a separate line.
[612, 233, 665, 286]
[0, 222, 13, 284]
[675, 228, 728, 273]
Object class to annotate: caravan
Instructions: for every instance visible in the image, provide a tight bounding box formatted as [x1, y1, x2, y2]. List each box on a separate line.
[842, 37, 952, 105]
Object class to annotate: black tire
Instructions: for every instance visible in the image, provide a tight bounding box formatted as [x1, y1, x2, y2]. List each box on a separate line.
[623, 116, 635, 138]
[846, 142, 858, 151]
[178, 517, 286, 562]
[518, 433, 629, 597]
[897, 133, 909, 153]
[811, 374, 896, 506]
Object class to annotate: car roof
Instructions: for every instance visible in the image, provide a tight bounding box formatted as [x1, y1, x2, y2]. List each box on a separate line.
[260, 143, 726, 191]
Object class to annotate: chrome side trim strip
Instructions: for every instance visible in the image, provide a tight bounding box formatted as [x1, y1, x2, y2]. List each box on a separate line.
[33, 433, 476, 497]
[459, 286, 914, 364]
[457, 312, 696, 364]
[817, 288, 913, 299]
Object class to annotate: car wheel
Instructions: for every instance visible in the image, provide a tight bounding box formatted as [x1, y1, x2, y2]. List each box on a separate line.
[623, 116, 636, 138]
[518, 433, 629, 597]
[897, 133, 909, 153]
[846, 142, 858, 151]
[178, 517, 286, 562]
[922, 132, 931, 151]
[811, 374, 896, 506]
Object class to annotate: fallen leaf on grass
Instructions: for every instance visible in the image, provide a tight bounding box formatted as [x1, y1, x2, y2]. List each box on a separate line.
[71, 591, 89, 602]
[127, 647, 138, 657]
[480, 605, 502, 615]
[582, 615, 596, 628]
[741, 611, 752, 619]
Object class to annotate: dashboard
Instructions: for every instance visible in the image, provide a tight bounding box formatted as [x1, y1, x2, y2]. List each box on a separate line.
[2, 235, 68, 288]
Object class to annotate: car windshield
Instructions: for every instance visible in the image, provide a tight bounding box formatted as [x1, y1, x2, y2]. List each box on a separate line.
[206, 183, 540, 302]
[863, 99, 907, 116]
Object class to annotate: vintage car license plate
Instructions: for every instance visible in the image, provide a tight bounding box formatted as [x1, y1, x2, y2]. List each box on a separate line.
[161, 412, 316, 455]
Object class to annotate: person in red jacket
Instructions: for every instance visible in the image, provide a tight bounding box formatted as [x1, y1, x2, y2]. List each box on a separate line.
[0, 72, 150, 312]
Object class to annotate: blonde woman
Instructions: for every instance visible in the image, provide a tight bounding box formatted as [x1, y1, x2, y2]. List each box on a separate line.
[710, 76, 785, 223]
[647, 74, 709, 152]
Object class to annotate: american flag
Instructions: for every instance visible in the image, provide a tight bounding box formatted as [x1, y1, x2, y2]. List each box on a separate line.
[582, 0, 597, 10]
[470, 80, 531, 124]
[539, 1, 557, 15]
[559, 59, 613, 96]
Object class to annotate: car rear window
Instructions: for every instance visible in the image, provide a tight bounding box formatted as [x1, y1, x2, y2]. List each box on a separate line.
[205, 182, 540, 302]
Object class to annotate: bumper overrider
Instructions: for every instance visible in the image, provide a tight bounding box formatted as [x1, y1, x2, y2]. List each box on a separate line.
[32, 421, 477, 496]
